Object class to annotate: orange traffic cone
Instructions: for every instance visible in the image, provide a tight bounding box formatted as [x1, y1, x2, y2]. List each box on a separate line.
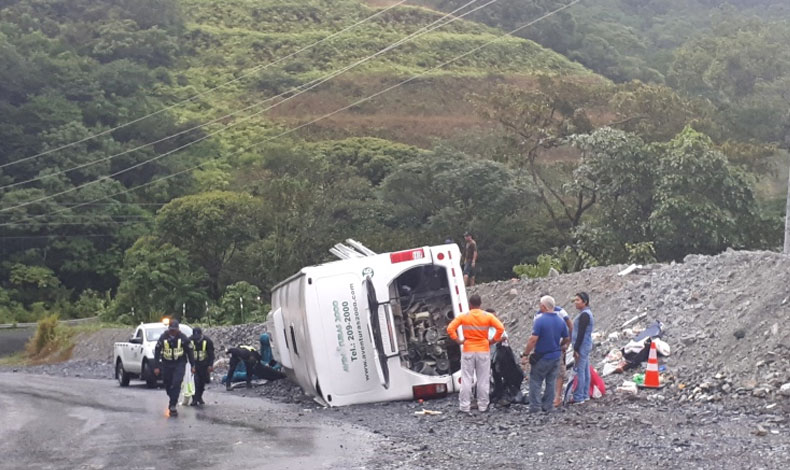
[639, 340, 664, 389]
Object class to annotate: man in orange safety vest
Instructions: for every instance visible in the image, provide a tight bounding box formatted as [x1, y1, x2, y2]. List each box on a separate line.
[447, 294, 505, 414]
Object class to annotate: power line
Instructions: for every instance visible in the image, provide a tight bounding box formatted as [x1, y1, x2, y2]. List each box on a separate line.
[0, 0, 411, 171]
[0, 234, 123, 239]
[1, 220, 150, 226]
[0, 0, 490, 211]
[0, 0, 580, 229]
[0, 215, 151, 220]
[54, 202, 167, 206]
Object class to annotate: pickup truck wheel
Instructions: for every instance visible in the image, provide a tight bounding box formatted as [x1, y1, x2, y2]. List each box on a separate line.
[142, 360, 157, 388]
[116, 360, 130, 387]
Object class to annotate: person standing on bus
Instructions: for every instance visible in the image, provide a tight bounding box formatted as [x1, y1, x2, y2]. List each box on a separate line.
[447, 294, 505, 414]
[462, 232, 478, 286]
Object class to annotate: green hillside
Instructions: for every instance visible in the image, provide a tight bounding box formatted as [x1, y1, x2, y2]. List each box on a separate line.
[0, 0, 783, 325]
[168, 0, 592, 145]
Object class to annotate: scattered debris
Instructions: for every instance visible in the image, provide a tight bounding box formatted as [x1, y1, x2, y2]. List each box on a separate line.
[617, 264, 642, 276]
[621, 312, 648, 328]
[616, 381, 638, 394]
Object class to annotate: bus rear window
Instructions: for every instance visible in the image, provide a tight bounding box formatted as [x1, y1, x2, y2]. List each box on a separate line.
[388, 265, 461, 376]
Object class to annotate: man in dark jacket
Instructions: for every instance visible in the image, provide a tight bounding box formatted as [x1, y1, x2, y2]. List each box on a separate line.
[490, 334, 524, 406]
[153, 319, 195, 416]
[190, 327, 214, 406]
[225, 345, 261, 390]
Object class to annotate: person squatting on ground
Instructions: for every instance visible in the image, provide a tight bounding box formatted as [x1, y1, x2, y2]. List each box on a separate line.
[462, 232, 478, 287]
[189, 327, 214, 406]
[446, 294, 505, 414]
[153, 319, 195, 416]
[225, 345, 262, 390]
[488, 320, 524, 406]
[533, 301, 574, 407]
[572, 292, 594, 404]
[522, 295, 569, 413]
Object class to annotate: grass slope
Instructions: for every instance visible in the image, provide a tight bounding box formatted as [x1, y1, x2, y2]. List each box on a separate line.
[166, 0, 595, 146]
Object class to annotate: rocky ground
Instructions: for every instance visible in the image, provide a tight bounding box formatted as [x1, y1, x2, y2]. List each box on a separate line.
[473, 249, 790, 405]
[3, 250, 790, 468]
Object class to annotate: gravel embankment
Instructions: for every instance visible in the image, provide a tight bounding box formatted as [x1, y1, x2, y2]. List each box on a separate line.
[473, 249, 790, 404]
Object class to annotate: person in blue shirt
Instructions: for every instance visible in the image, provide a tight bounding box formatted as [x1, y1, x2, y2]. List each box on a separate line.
[535, 303, 574, 407]
[522, 295, 569, 413]
[571, 292, 594, 404]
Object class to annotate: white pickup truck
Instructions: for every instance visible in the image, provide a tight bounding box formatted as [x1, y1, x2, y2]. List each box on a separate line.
[113, 321, 192, 387]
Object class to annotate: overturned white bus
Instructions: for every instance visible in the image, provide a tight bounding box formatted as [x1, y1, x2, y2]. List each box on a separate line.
[266, 241, 468, 407]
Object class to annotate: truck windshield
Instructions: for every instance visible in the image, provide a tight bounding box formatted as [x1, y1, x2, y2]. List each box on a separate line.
[146, 327, 166, 341]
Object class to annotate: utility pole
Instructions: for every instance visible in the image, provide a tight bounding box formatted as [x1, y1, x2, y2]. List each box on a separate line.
[784, 111, 790, 254]
[239, 297, 244, 324]
[205, 301, 210, 327]
[785, 161, 790, 254]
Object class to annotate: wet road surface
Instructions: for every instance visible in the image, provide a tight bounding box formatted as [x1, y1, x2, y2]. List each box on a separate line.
[0, 373, 378, 470]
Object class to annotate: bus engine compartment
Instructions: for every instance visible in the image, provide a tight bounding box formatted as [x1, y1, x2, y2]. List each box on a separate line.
[388, 265, 461, 377]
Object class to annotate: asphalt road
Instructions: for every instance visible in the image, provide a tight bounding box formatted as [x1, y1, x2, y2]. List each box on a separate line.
[0, 372, 379, 470]
[0, 328, 33, 356]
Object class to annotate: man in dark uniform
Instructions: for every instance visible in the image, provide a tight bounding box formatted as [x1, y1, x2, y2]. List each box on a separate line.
[225, 345, 261, 390]
[189, 327, 214, 406]
[153, 319, 195, 416]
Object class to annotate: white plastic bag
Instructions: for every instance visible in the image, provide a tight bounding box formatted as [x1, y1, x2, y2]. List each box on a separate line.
[180, 363, 195, 406]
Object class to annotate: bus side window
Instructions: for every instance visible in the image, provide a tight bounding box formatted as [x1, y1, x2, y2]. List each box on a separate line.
[290, 325, 299, 356]
[283, 328, 289, 350]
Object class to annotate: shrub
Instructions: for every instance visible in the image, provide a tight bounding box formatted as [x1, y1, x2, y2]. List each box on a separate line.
[26, 314, 60, 357]
[513, 254, 562, 279]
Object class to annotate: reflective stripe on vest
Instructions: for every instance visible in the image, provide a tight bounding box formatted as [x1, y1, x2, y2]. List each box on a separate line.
[163, 338, 183, 361]
[193, 339, 207, 362]
[240, 345, 255, 353]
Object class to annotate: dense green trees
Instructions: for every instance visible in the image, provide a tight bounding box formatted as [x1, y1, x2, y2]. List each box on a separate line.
[114, 237, 207, 323]
[569, 127, 775, 264]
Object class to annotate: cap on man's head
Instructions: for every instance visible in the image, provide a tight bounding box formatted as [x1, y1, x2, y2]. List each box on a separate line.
[463, 231, 471, 237]
[168, 319, 180, 330]
[192, 326, 202, 337]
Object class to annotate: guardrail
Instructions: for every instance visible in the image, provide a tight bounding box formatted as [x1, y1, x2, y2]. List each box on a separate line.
[0, 316, 100, 329]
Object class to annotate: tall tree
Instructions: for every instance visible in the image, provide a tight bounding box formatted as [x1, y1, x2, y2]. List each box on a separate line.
[155, 191, 263, 298]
